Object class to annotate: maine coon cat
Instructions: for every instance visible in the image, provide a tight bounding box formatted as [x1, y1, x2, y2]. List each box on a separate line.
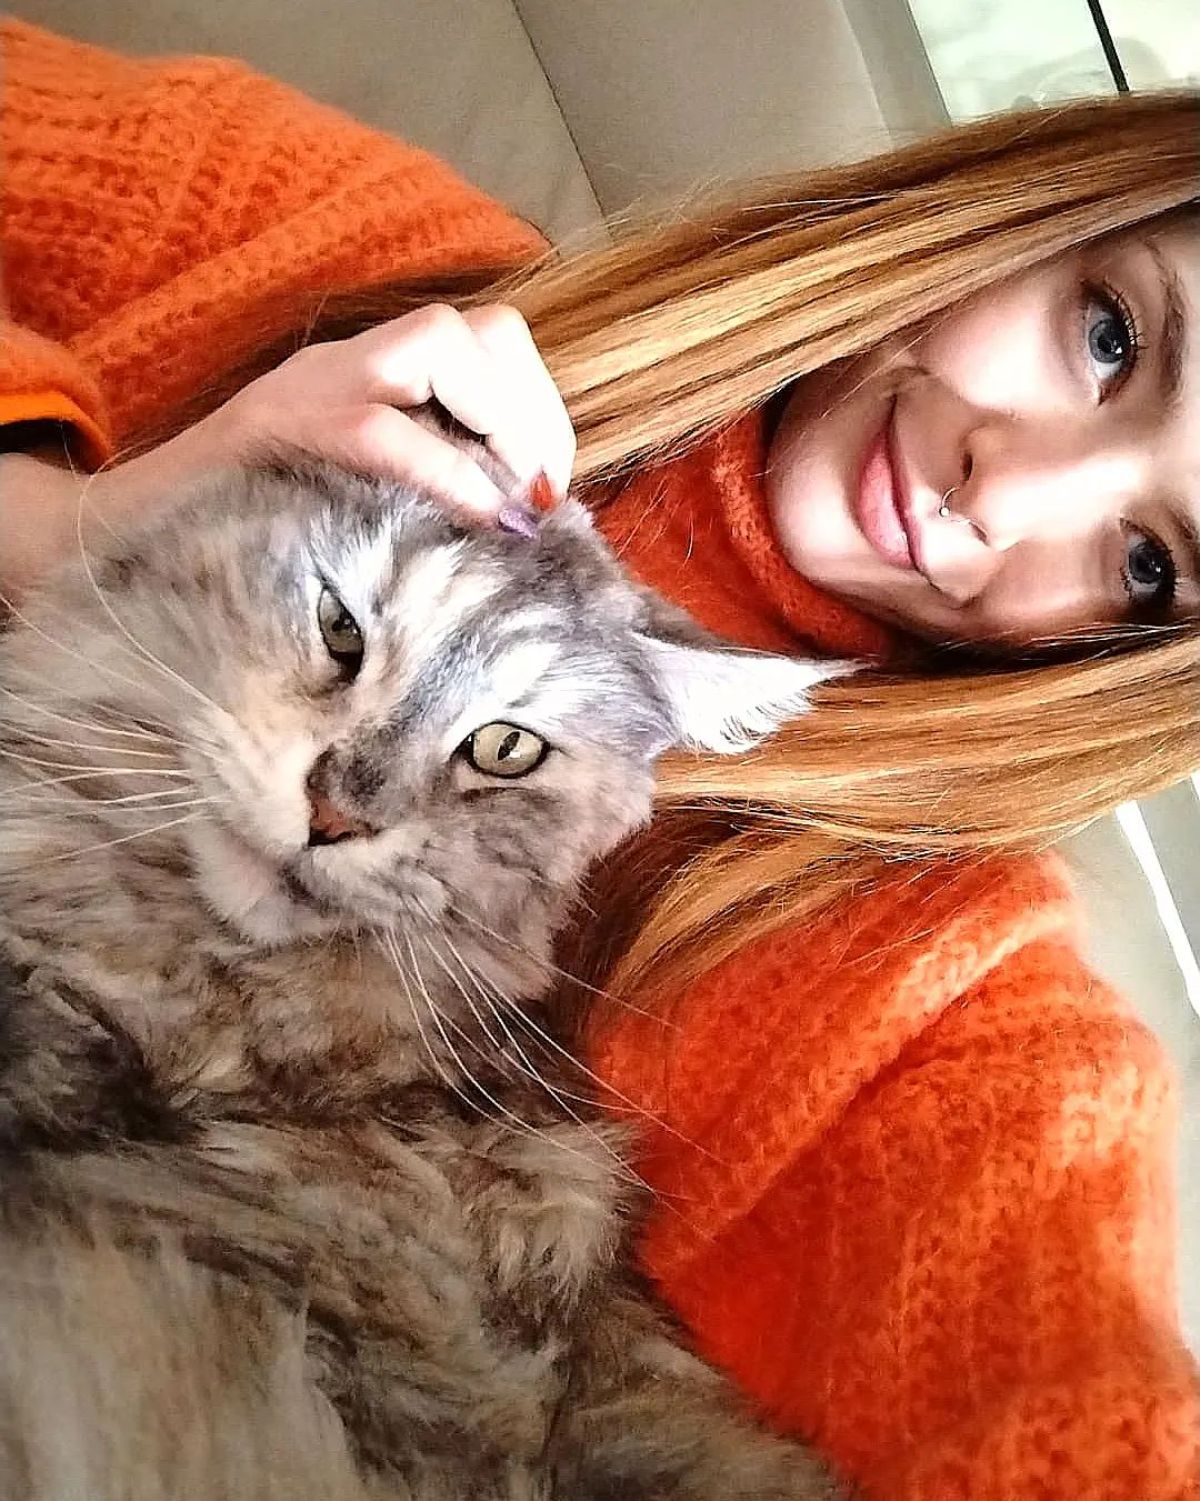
[0, 451, 845, 1500]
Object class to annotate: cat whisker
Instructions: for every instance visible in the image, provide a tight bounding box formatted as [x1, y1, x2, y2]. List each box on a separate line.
[0, 746, 191, 778]
[0, 768, 193, 798]
[414, 922, 506, 1051]
[444, 901, 679, 1029]
[0, 682, 193, 748]
[399, 927, 550, 1143]
[62, 785, 204, 806]
[424, 919, 618, 1117]
[423, 927, 653, 1194]
[8, 796, 216, 816]
[409, 928, 650, 1192]
[0, 588, 205, 731]
[3, 730, 179, 761]
[459, 954, 718, 1167]
[11, 811, 204, 868]
[398, 925, 624, 1180]
[7, 607, 216, 749]
[376, 928, 509, 1130]
[73, 499, 230, 724]
[427, 906, 714, 1168]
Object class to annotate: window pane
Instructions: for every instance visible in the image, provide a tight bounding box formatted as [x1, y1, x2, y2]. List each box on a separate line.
[907, 0, 1116, 119]
[1101, 0, 1200, 88]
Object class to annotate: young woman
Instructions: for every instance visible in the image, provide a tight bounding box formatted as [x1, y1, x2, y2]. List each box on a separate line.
[2, 18, 1197, 1497]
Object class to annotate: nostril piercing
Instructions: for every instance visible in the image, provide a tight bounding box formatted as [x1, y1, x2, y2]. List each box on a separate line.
[938, 485, 989, 544]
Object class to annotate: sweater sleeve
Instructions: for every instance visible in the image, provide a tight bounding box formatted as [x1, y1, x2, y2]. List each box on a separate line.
[0, 320, 113, 465]
[0, 19, 544, 459]
[592, 856, 1200, 1499]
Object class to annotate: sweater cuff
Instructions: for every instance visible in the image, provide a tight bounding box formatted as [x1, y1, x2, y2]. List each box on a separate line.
[0, 390, 113, 468]
[0, 322, 113, 467]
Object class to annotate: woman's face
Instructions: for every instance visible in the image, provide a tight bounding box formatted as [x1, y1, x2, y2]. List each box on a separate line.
[766, 222, 1199, 647]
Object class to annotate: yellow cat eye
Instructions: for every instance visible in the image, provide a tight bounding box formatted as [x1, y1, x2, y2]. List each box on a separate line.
[317, 586, 364, 671]
[465, 723, 549, 779]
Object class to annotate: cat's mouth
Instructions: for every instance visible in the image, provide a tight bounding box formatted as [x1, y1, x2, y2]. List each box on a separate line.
[190, 816, 441, 945]
[189, 818, 337, 944]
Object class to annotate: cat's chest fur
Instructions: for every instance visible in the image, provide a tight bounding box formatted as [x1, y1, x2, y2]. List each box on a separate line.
[1, 938, 633, 1471]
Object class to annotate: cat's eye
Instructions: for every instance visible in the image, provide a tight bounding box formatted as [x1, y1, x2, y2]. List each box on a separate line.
[464, 722, 549, 779]
[317, 587, 364, 675]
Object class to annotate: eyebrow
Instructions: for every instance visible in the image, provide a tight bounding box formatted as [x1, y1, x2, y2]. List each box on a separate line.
[1145, 239, 1188, 413]
[1174, 504, 1200, 609]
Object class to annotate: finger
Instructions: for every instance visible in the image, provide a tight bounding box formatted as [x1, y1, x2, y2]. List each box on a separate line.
[355, 308, 543, 483]
[319, 405, 505, 523]
[462, 306, 577, 499]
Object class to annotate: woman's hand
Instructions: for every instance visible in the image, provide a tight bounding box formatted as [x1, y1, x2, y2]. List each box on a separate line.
[1, 303, 575, 599]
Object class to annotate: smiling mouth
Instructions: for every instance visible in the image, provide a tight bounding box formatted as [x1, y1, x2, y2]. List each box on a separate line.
[854, 399, 920, 574]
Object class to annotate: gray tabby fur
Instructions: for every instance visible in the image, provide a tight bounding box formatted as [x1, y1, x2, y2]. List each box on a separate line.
[0, 457, 845, 1500]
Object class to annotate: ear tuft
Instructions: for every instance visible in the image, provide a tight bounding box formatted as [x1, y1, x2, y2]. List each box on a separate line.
[641, 637, 855, 754]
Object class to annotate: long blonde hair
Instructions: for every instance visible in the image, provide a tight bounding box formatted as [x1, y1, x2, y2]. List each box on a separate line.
[152, 91, 1200, 1005]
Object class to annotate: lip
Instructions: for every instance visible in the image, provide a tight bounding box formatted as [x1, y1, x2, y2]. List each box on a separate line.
[853, 398, 918, 572]
[853, 399, 937, 573]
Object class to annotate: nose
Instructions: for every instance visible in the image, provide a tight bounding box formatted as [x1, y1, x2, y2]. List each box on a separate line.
[307, 789, 373, 846]
[305, 758, 375, 847]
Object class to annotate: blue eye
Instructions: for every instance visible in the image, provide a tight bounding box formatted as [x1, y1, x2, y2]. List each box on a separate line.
[1122, 524, 1176, 616]
[1084, 286, 1140, 394]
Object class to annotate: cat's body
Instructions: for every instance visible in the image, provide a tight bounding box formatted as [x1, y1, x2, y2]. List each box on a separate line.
[0, 459, 842, 1499]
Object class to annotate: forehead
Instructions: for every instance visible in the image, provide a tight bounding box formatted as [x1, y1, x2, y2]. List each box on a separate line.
[1143, 225, 1200, 565]
[1150, 219, 1200, 415]
[296, 487, 645, 739]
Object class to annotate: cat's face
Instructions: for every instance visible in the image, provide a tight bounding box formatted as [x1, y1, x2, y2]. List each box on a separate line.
[0, 465, 837, 965]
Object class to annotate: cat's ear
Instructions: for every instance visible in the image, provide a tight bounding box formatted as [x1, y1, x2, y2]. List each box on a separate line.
[636, 595, 855, 754]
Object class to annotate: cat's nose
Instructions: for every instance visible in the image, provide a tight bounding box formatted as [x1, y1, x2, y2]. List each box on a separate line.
[306, 784, 374, 846]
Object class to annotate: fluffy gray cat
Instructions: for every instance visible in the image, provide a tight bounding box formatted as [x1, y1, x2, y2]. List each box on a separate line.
[0, 453, 845, 1500]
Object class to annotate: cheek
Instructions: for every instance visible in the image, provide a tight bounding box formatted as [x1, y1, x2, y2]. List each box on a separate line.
[950, 545, 1103, 646]
[201, 690, 322, 853]
[764, 358, 899, 570]
[541, 752, 656, 873]
[915, 269, 1067, 414]
[440, 752, 656, 903]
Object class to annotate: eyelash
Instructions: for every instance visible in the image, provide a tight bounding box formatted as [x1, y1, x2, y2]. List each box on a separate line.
[1085, 281, 1143, 398]
[1083, 284, 1178, 616]
[1121, 520, 1178, 619]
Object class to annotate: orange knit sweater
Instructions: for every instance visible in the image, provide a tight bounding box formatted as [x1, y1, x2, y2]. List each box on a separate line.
[3, 21, 1197, 1496]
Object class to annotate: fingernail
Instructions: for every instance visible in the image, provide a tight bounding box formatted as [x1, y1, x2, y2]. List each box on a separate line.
[528, 472, 558, 515]
[497, 504, 541, 539]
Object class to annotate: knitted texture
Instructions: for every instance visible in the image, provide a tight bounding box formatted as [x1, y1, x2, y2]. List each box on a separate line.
[601, 413, 897, 659]
[2, 21, 1197, 1496]
[591, 857, 1199, 1497]
[0, 20, 544, 455]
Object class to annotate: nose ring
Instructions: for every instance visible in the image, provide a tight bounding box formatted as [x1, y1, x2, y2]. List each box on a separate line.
[938, 484, 988, 543]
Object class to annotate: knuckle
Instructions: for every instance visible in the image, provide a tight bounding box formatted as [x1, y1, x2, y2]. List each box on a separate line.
[339, 405, 395, 453]
[365, 351, 421, 401]
[279, 341, 326, 376]
[223, 387, 278, 446]
[470, 302, 531, 342]
[407, 302, 463, 339]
